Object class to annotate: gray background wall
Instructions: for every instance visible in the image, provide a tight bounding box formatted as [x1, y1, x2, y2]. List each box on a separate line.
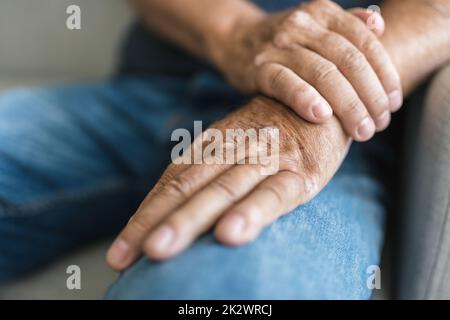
[0, 0, 132, 88]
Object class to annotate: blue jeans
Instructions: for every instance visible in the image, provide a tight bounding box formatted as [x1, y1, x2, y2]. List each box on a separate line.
[0, 72, 395, 299]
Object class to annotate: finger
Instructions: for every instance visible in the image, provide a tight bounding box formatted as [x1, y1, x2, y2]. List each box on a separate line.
[106, 162, 231, 270]
[326, 8, 403, 112]
[300, 28, 391, 132]
[215, 171, 316, 245]
[255, 62, 333, 123]
[143, 164, 267, 260]
[349, 7, 385, 37]
[264, 45, 376, 141]
[277, 11, 390, 131]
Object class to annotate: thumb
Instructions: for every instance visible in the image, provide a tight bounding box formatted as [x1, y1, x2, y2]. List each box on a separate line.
[349, 7, 385, 37]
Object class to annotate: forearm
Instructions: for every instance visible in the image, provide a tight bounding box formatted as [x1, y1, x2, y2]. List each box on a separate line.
[381, 0, 450, 94]
[129, 0, 264, 62]
[132, 0, 450, 145]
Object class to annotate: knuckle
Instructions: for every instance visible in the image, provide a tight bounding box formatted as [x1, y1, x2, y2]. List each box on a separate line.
[166, 174, 192, 199]
[163, 218, 183, 234]
[313, 62, 339, 83]
[268, 67, 288, 92]
[294, 81, 314, 98]
[360, 38, 395, 77]
[282, 153, 304, 171]
[254, 51, 270, 67]
[361, 37, 383, 57]
[128, 215, 152, 236]
[285, 9, 312, 27]
[210, 178, 238, 200]
[260, 185, 284, 205]
[273, 31, 290, 48]
[371, 92, 390, 110]
[158, 165, 178, 186]
[288, 171, 319, 200]
[283, 10, 302, 28]
[343, 98, 365, 118]
[339, 48, 367, 73]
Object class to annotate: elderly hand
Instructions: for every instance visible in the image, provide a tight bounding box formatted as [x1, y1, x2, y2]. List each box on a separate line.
[107, 96, 350, 270]
[211, 0, 402, 141]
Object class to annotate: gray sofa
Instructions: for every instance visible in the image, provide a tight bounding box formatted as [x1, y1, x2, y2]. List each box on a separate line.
[398, 64, 450, 299]
[0, 0, 449, 300]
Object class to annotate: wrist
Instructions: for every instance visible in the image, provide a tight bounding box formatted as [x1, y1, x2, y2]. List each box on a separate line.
[205, 2, 266, 70]
[381, 0, 450, 94]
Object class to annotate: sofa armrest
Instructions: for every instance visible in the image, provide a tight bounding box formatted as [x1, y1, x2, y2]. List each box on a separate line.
[398, 63, 450, 299]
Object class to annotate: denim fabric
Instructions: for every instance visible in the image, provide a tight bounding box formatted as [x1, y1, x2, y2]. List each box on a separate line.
[0, 73, 238, 281]
[106, 121, 394, 299]
[0, 71, 396, 298]
[106, 164, 387, 299]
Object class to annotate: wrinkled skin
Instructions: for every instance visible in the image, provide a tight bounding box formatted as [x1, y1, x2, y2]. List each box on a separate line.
[107, 0, 450, 271]
[212, 0, 402, 141]
[107, 96, 349, 269]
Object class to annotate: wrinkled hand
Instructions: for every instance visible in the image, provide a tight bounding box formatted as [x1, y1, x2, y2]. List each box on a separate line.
[107, 97, 350, 270]
[212, 0, 402, 141]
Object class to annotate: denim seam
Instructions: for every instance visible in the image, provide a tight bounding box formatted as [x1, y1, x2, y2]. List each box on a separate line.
[0, 177, 148, 218]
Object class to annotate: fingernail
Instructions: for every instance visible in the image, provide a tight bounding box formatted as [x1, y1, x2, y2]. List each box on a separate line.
[375, 110, 391, 131]
[388, 90, 403, 112]
[107, 239, 129, 266]
[146, 225, 174, 254]
[312, 102, 332, 119]
[373, 12, 385, 32]
[224, 215, 246, 239]
[356, 117, 376, 140]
